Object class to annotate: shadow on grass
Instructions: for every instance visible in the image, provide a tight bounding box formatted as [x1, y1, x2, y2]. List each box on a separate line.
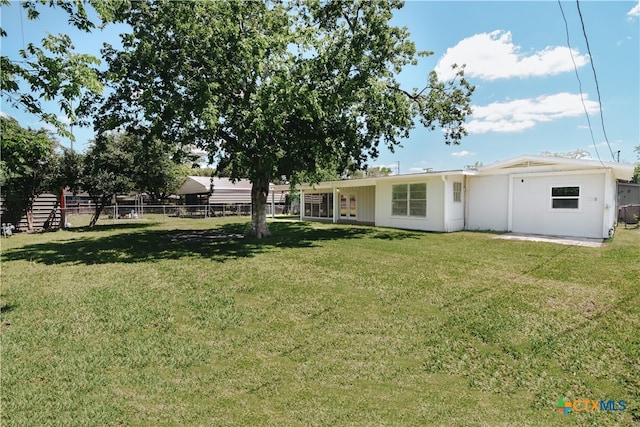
[65, 221, 161, 233]
[3, 221, 418, 265]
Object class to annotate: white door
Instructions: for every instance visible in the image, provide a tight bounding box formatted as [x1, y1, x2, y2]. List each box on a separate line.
[340, 193, 357, 219]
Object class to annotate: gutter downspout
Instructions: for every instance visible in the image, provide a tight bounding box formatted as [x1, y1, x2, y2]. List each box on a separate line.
[333, 186, 339, 224]
[299, 189, 304, 221]
[507, 174, 514, 232]
[463, 175, 468, 231]
[441, 175, 448, 232]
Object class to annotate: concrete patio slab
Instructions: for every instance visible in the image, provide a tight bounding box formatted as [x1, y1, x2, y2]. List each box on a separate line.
[493, 233, 604, 248]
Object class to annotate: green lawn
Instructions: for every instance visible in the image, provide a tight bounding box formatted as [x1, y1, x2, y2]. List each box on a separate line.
[1, 217, 638, 426]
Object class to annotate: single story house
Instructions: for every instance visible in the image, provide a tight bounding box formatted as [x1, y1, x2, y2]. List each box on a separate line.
[178, 176, 253, 205]
[298, 155, 636, 239]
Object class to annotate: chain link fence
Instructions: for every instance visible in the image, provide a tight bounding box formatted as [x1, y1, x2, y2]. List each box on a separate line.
[3, 199, 300, 231]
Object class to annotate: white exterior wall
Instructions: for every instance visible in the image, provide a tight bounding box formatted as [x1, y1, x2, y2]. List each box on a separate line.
[466, 175, 510, 231]
[354, 186, 376, 223]
[510, 171, 607, 238]
[602, 170, 617, 237]
[375, 176, 445, 232]
[443, 175, 466, 232]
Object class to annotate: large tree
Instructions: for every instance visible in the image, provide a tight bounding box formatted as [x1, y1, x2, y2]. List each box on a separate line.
[94, 0, 474, 237]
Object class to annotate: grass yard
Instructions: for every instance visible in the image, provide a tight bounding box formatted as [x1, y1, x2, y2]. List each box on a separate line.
[1, 216, 638, 426]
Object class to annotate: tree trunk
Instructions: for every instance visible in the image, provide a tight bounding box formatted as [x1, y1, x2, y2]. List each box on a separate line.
[43, 199, 60, 230]
[26, 209, 34, 232]
[60, 187, 67, 228]
[89, 197, 107, 228]
[250, 175, 271, 238]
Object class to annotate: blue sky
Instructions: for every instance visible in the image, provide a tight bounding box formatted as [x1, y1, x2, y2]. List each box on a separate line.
[2, 1, 639, 173]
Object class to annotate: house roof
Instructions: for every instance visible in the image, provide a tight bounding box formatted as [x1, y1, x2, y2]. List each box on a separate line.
[295, 155, 636, 191]
[177, 177, 253, 195]
[476, 154, 636, 180]
[297, 169, 468, 191]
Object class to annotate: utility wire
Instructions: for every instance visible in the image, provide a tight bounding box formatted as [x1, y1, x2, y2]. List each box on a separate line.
[19, 2, 25, 51]
[575, 0, 616, 161]
[557, 0, 605, 167]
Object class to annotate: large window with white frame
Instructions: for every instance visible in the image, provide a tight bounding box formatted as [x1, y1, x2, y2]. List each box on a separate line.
[392, 183, 426, 217]
[551, 186, 580, 209]
[304, 192, 333, 218]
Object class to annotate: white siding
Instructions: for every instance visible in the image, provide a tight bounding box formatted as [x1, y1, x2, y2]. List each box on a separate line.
[511, 172, 606, 238]
[355, 186, 375, 223]
[375, 177, 445, 232]
[443, 175, 465, 232]
[466, 175, 509, 231]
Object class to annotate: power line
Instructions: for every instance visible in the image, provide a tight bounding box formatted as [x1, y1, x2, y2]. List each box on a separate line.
[557, 0, 604, 166]
[19, 2, 25, 51]
[575, 0, 616, 162]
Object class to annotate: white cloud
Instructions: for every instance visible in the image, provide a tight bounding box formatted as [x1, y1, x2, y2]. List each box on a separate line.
[0, 111, 11, 119]
[467, 92, 600, 134]
[451, 150, 476, 157]
[628, 2, 640, 17]
[41, 123, 57, 132]
[435, 30, 589, 81]
[589, 141, 616, 149]
[58, 115, 72, 124]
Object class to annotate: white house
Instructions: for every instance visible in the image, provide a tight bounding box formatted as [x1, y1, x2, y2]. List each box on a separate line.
[298, 155, 636, 239]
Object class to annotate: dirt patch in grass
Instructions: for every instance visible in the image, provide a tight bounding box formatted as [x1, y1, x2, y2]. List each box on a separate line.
[165, 230, 245, 243]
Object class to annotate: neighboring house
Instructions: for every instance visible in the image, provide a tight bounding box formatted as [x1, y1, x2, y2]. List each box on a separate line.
[298, 155, 636, 239]
[178, 176, 253, 205]
[177, 176, 253, 215]
[177, 176, 294, 216]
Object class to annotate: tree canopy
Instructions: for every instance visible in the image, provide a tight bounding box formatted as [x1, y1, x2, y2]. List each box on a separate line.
[0, 116, 59, 230]
[81, 132, 136, 227]
[539, 149, 592, 160]
[90, 0, 474, 237]
[0, 0, 103, 139]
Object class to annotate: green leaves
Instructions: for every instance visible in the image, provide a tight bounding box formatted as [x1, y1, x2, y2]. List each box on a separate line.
[1, 1, 103, 140]
[94, 0, 474, 235]
[0, 116, 59, 228]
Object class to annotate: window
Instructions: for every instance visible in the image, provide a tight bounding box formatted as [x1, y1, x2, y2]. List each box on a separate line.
[551, 186, 579, 209]
[453, 182, 462, 202]
[392, 183, 426, 217]
[392, 185, 408, 216]
[304, 193, 333, 218]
